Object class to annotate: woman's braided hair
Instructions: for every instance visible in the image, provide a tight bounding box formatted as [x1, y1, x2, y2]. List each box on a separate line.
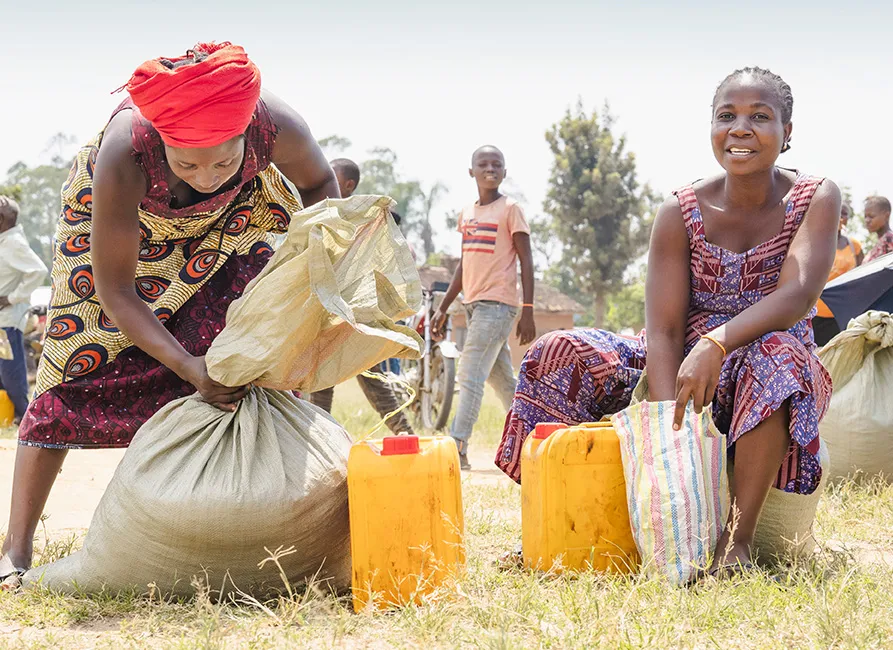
[713, 67, 794, 124]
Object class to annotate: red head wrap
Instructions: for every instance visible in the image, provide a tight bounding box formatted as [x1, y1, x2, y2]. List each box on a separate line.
[123, 42, 262, 148]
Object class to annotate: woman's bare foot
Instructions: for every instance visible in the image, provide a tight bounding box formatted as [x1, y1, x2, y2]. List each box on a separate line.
[709, 531, 753, 576]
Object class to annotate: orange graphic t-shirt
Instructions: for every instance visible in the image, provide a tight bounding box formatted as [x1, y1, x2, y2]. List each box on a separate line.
[457, 195, 530, 306]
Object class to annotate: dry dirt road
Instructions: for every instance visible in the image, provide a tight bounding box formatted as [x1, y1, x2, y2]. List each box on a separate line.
[0, 440, 504, 537]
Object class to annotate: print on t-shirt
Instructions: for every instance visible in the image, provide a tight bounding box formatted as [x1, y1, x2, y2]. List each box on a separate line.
[461, 218, 498, 255]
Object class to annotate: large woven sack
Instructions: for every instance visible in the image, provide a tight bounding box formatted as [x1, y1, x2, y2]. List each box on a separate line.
[818, 311, 893, 483]
[611, 401, 729, 585]
[206, 195, 422, 392]
[729, 439, 831, 562]
[25, 390, 351, 598]
[24, 196, 422, 598]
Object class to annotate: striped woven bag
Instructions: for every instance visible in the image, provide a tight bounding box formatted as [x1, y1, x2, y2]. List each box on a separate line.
[611, 401, 729, 585]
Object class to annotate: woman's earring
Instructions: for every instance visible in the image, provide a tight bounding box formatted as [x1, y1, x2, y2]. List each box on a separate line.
[781, 140, 791, 153]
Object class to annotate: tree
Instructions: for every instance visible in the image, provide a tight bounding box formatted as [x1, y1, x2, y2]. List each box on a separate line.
[1, 133, 79, 269]
[355, 147, 431, 252]
[602, 272, 646, 333]
[318, 135, 351, 157]
[543, 100, 655, 327]
[2, 158, 73, 269]
[418, 181, 448, 259]
[841, 184, 869, 247]
[317, 137, 454, 257]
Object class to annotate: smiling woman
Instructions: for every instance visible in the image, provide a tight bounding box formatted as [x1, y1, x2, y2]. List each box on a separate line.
[496, 66, 840, 577]
[0, 41, 341, 586]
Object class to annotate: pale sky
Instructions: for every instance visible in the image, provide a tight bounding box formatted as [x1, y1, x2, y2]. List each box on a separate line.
[2, 0, 890, 254]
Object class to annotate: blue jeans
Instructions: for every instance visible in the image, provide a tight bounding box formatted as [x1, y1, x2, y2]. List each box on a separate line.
[450, 301, 518, 447]
[0, 327, 29, 419]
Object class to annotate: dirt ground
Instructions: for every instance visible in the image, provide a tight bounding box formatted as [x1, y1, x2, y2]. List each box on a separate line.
[0, 441, 125, 537]
[0, 440, 503, 538]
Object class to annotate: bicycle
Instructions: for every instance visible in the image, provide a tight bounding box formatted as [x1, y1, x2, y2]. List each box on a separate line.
[396, 281, 459, 431]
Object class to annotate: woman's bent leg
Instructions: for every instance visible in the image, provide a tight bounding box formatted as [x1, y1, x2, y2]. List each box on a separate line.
[712, 402, 791, 571]
[1, 445, 68, 569]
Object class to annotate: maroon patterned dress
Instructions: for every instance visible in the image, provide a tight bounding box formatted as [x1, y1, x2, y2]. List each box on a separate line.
[864, 230, 893, 264]
[496, 174, 832, 495]
[19, 99, 295, 449]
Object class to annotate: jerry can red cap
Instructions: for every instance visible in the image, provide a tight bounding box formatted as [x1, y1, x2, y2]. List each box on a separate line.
[381, 435, 421, 456]
[533, 422, 566, 439]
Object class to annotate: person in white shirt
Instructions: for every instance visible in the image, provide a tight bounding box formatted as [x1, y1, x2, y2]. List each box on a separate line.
[0, 197, 48, 422]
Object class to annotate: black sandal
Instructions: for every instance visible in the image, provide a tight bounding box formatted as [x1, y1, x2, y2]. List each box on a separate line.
[495, 542, 524, 571]
[0, 555, 27, 592]
[0, 568, 26, 592]
[707, 561, 756, 579]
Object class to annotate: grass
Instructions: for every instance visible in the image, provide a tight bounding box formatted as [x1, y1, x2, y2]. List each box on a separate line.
[1, 385, 892, 648]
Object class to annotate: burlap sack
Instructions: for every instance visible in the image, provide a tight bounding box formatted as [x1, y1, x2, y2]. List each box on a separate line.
[206, 195, 422, 391]
[741, 440, 830, 562]
[25, 195, 423, 598]
[25, 390, 352, 598]
[818, 311, 893, 483]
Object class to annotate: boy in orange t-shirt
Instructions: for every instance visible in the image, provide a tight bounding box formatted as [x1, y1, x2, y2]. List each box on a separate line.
[433, 146, 536, 470]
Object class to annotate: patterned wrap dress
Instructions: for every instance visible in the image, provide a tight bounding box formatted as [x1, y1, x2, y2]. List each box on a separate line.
[19, 98, 302, 449]
[496, 174, 832, 495]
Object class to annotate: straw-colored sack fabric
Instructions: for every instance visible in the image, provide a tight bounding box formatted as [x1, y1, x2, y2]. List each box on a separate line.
[206, 195, 422, 392]
[25, 196, 423, 598]
[734, 440, 830, 562]
[818, 311, 893, 483]
[611, 401, 729, 585]
[25, 390, 352, 598]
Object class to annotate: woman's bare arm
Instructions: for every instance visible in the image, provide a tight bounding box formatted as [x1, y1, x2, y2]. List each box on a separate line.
[91, 112, 248, 408]
[644, 196, 692, 402]
[264, 90, 340, 207]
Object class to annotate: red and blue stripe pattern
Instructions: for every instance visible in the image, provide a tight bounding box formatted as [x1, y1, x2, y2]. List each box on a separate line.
[461, 220, 498, 254]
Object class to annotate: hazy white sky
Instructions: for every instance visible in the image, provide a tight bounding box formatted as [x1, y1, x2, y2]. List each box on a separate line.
[2, 0, 890, 253]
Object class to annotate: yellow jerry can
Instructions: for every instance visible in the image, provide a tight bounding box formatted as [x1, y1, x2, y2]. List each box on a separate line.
[522, 422, 638, 573]
[0, 390, 14, 428]
[348, 435, 464, 611]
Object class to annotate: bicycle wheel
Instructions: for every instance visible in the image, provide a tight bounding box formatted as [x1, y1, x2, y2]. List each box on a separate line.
[421, 346, 456, 431]
[394, 356, 423, 429]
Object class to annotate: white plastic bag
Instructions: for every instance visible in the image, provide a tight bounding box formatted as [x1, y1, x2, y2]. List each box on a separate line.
[0, 329, 12, 361]
[818, 311, 893, 482]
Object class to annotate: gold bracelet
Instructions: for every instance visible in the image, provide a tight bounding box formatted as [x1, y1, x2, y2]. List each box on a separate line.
[701, 334, 727, 357]
[522, 303, 534, 308]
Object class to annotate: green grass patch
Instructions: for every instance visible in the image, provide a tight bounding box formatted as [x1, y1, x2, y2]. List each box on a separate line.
[1, 385, 891, 648]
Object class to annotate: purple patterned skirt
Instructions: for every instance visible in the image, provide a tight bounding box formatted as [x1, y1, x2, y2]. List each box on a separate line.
[496, 326, 831, 495]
